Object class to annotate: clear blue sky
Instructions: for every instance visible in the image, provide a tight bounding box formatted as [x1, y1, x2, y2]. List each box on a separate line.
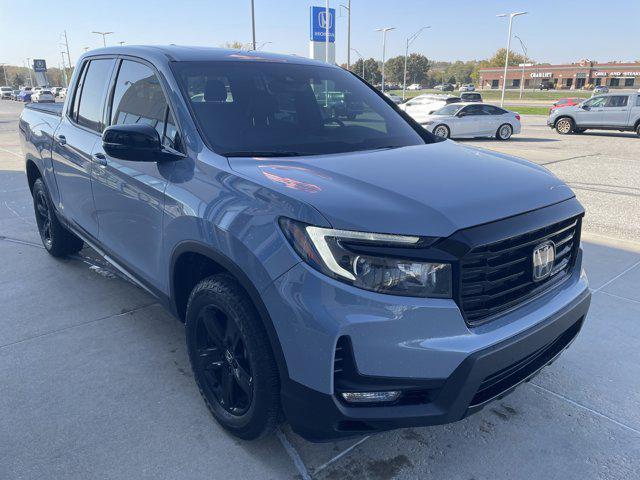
[1, 0, 638, 69]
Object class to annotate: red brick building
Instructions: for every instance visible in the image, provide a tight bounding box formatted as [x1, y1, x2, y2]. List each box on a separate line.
[478, 60, 640, 90]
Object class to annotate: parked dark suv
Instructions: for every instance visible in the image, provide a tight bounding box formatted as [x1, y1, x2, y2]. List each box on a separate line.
[19, 46, 590, 441]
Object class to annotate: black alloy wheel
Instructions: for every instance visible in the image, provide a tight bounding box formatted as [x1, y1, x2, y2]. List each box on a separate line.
[194, 305, 253, 416]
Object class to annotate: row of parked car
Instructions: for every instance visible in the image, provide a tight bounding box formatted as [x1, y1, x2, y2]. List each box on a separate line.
[0, 85, 66, 103]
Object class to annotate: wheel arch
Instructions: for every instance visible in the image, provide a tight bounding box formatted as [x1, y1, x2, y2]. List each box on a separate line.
[26, 159, 42, 193]
[169, 240, 289, 380]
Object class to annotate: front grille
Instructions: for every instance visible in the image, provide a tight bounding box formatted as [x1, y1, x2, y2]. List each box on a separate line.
[460, 216, 581, 325]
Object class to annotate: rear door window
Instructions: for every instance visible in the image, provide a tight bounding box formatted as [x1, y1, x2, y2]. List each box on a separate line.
[604, 96, 628, 107]
[76, 59, 115, 132]
[110, 60, 182, 150]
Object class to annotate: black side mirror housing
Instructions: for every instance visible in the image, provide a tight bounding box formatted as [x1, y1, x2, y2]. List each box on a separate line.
[102, 124, 182, 162]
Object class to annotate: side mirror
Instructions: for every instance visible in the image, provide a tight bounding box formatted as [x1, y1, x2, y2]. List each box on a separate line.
[457, 111, 467, 117]
[581, 105, 590, 110]
[102, 124, 181, 162]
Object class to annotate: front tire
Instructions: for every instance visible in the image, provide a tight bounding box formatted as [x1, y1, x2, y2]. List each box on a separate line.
[636, 124, 640, 137]
[185, 275, 281, 440]
[555, 117, 574, 135]
[496, 123, 513, 140]
[433, 124, 450, 138]
[32, 178, 84, 257]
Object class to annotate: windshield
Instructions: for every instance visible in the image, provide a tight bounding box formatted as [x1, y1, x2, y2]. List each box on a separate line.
[172, 61, 428, 156]
[433, 104, 463, 116]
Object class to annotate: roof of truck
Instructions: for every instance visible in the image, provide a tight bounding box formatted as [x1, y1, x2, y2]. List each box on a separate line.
[80, 45, 330, 67]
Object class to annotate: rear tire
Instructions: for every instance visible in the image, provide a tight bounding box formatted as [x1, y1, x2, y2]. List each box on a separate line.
[185, 275, 281, 440]
[32, 178, 84, 257]
[496, 123, 513, 140]
[433, 124, 450, 138]
[555, 117, 574, 135]
[636, 124, 640, 137]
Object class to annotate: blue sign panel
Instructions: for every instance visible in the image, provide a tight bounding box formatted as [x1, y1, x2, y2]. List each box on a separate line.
[310, 6, 335, 42]
[33, 59, 47, 72]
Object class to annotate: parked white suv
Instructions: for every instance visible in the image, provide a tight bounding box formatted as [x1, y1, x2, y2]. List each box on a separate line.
[31, 89, 55, 103]
[1, 86, 13, 99]
[548, 93, 640, 136]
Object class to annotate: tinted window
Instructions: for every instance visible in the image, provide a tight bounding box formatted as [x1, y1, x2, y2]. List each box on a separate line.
[173, 61, 428, 156]
[463, 104, 485, 116]
[111, 60, 181, 150]
[482, 105, 505, 115]
[76, 59, 114, 132]
[604, 96, 628, 107]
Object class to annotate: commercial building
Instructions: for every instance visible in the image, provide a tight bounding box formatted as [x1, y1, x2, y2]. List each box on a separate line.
[479, 60, 640, 90]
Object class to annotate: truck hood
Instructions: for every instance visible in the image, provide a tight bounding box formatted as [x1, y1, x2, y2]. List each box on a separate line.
[228, 141, 575, 237]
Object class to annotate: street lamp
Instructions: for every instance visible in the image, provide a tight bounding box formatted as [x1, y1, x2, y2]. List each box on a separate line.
[514, 34, 531, 99]
[92, 31, 114, 47]
[496, 11, 527, 107]
[250, 0, 256, 50]
[375, 27, 395, 92]
[340, 1, 351, 69]
[402, 26, 430, 100]
[351, 48, 364, 78]
[26, 58, 34, 87]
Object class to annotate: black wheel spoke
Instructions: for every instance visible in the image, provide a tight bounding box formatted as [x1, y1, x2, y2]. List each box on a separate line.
[221, 367, 234, 407]
[198, 346, 223, 371]
[233, 363, 252, 395]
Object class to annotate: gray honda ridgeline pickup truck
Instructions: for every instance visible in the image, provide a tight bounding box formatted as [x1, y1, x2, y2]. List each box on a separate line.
[19, 46, 590, 441]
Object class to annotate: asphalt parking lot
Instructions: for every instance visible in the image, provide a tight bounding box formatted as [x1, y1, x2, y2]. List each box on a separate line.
[1, 99, 639, 479]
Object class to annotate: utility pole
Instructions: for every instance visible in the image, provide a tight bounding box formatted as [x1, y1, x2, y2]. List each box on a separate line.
[63, 30, 72, 70]
[250, 0, 256, 50]
[118, 41, 125, 46]
[375, 27, 395, 92]
[340, 1, 351, 69]
[92, 31, 114, 47]
[402, 26, 430, 100]
[60, 52, 68, 87]
[497, 12, 527, 107]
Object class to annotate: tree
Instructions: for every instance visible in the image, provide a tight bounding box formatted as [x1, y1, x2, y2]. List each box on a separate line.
[383, 53, 431, 86]
[11, 73, 25, 88]
[471, 48, 534, 84]
[223, 41, 245, 50]
[349, 58, 381, 84]
[443, 60, 476, 85]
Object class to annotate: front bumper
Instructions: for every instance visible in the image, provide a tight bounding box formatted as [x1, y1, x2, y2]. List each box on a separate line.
[281, 287, 590, 441]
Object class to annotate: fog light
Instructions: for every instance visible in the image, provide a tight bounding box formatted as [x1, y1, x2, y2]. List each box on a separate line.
[340, 391, 401, 403]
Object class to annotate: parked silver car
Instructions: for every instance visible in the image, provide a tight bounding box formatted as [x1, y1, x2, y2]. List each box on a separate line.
[547, 93, 640, 136]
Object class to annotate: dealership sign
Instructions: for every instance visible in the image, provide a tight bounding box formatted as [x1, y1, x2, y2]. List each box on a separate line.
[32, 59, 47, 72]
[310, 6, 335, 42]
[530, 72, 552, 78]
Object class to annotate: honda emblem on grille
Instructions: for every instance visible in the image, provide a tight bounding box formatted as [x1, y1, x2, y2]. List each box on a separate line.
[532, 241, 556, 281]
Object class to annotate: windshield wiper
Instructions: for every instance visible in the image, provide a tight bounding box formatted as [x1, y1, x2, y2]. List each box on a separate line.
[223, 151, 310, 158]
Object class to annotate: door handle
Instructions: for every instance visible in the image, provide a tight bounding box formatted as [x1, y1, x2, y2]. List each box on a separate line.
[55, 134, 66, 146]
[93, 152, 107, 166]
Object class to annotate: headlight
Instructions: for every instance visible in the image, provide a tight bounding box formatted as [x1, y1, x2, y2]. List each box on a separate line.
[279, 218, 452, 298]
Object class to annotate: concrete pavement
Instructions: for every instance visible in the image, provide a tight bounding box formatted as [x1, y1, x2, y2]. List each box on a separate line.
[1, 101, 639, 479]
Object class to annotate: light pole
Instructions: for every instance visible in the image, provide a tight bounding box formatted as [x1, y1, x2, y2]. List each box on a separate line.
[340, 1, 351, 69]
[0, 64, 8, 86]
[92, 31, 114, 47]
[325, 0, 330, 63]
[375, 27, 395, 92]
[402, 26, 430, 100]
[118, 41, 125, 46]
[514, 34, 530, 99]
[351, 48, 364, 78]
[497, 11, 527, 107]
[26, 58, 34, 87]
[250, 0, 256, 50]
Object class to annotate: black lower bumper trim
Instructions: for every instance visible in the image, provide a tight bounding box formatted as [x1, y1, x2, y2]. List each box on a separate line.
[280, 288, 591, 442]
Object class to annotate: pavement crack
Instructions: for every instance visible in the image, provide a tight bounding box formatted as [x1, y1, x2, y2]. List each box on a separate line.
[540, 153, 601, 166]
[0, 302, 160, 350]
[529, 383, 640, 436]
